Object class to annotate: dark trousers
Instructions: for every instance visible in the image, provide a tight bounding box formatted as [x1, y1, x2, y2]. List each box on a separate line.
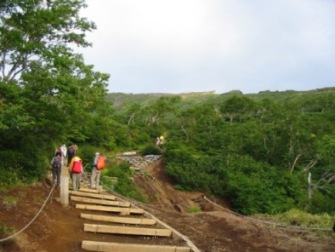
[68, 155, 74, 165]
[52, 166, 61, 187]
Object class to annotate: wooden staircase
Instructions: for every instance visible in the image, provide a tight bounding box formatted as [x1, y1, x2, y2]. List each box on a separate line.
[69, 188, 199, 252]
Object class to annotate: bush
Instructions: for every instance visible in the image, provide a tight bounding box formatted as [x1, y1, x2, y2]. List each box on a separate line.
[222, 156, 304, 215]
[188, 206, 201, 213]
[0, 168, 22, 189]
[307, 191, 335, 214]
[256, 208, 334, 229]
[101, 160, 148, 203]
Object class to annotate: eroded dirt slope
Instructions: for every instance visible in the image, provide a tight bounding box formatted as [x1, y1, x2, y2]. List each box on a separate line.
[132, 158, 335, 252]
[0, 158, 334, 252]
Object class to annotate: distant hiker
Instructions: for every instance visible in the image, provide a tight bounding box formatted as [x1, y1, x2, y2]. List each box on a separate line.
[156, 137, 160, 146]
[51, 151, 62, 188]
[55, 144, 67, 166]
[68, 155, 83, 191]
[90, 152, 106, 189]
[159, 135, 164, 144]
[156, 136, 165, 146]
[333, 221, 335, 233]
[54, 147, 62, 156]
[67, 144, 77, 165]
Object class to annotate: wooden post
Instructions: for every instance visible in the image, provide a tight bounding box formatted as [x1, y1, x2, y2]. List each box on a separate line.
[60, 165, 69, 206]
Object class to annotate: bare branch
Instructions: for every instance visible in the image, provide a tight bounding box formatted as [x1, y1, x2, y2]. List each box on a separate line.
[127, 113, 136, 125]
[181, 125, 189, 142]
[301, 159, 318, 173]
[290, 154, 301, 174]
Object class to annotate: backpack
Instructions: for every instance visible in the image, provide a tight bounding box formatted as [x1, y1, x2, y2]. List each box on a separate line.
[72, 159, 83, 174]
[55, 148, 62, 156]
[52, 156, 62, 169]
[96, 155, 106, 170]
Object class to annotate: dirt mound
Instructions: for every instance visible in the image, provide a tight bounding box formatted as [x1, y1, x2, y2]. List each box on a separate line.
[0, 158, 334, 252]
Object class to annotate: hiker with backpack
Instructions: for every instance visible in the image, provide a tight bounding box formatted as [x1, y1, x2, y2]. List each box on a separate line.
[68, 155, 83, 191]
[67, 144, 77, 165]
[90, 152, 106, 189]
[50, 150, 63, 188]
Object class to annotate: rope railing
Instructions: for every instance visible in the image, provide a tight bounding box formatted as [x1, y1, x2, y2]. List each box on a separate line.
[202, 196, 333, 232]
[101, 180, 333, 233]
[0, 182, 56, 242]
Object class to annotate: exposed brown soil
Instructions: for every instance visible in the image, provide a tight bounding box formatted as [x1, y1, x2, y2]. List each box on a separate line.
[0, 158, 334, 252]
[132, 158, 335, 252]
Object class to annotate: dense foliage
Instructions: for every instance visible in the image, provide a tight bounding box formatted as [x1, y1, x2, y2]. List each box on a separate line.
[1, 0, 334, 216]
[0, 0, 115, 186]
[109, 90, 335, 215]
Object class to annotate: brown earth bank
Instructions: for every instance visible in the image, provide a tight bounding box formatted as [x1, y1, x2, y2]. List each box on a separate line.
[0, 158, 334, 252]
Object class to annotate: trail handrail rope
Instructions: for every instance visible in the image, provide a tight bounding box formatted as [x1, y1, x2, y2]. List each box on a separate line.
[103, 181, 333, 232]
[100, 179, 333, 232]
[203, 196, 333, 232]
[0, 183, 56, 242]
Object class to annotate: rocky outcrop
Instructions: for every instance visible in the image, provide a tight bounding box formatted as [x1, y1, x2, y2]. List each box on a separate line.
[117, 152, 162, 171]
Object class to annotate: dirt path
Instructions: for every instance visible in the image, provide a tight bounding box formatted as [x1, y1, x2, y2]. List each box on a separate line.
[0, 158, 334, 252]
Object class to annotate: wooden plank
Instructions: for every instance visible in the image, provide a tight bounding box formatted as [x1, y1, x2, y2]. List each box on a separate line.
[84, 224, 172, 237]
[79, 188, 102, 194]
[82, 240, 191, 252]
[69, 190, 116, 200]
[71, 196, 130, 207]
[76, 204, 144, 215]
[144, 211, 201, 252]
[80, 213, 157, 225]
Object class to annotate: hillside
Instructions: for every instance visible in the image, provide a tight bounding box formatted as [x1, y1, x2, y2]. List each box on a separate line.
[1, 158, 334, 252]
[106, 87, 335, 110]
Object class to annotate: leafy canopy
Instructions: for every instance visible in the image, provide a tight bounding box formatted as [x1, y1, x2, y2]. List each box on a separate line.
[0, 0, 111, 183]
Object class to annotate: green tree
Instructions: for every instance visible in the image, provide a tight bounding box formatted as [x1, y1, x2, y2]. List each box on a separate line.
[220, 96, 257, 122]
[0, 0, 110, 183]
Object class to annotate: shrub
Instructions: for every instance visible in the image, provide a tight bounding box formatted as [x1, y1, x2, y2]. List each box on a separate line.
[101, 160, 148, 203]
[0, 168, 22, 189]
[188, 206, 201, 213]
[256, 208, 334, 229]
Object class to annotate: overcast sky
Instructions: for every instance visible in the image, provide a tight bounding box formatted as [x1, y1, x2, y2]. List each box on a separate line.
[78, 0, 335, 94]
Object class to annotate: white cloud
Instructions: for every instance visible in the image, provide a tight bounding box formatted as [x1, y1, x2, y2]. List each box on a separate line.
[79, 0, 335, 94]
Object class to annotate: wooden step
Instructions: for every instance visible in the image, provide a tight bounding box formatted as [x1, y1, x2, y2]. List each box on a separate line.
[84, 224, 172, 237]
[80, 213, 157, 225]
[71, 196, 130, 207]
[69, 191, 116, 200]
[79, 188, 102, 194]
[82, 240, 191, 252]
[76, 204, 144, 215]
